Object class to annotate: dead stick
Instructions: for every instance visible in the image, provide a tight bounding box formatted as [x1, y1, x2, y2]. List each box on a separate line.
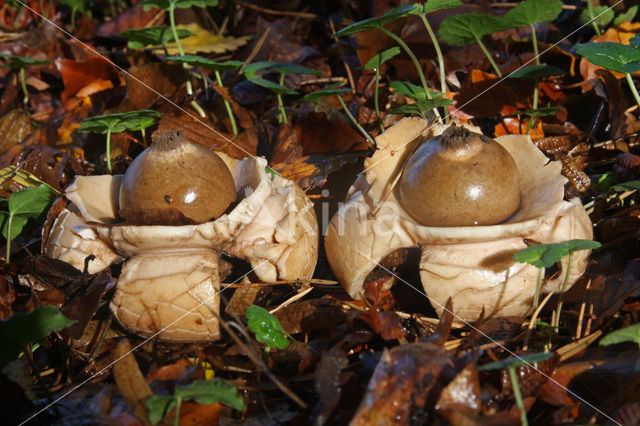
[235, 0, 317, 18]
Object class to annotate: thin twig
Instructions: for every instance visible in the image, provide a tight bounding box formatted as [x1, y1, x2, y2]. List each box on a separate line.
[269, 286, 313, 314]
[239, 27, 271, 73]
[576, 279, 591, 340]
[328, 18, 356, 94]
[235, 0, 317, 19]
[523, 292, 554, 351]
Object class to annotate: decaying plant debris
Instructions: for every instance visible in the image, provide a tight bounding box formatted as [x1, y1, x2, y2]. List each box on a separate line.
[2, 1, 640, 425]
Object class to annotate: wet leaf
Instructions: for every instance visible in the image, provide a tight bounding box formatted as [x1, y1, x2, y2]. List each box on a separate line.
[363, 47, 401, 70]
[0, 306, 75, 369]
[118, 26, 192, 49]
[580, 6, 615, 29]
[600, 323, 640, 346]
[575, 42, 640, 74]
[245, 304, 291, 350]
[512, 239, 601, 268]
[333, 5, 415, 37]
[503, 0, 563, 28]
[508, 64, 566, 78]
[438, 13, 506, 46]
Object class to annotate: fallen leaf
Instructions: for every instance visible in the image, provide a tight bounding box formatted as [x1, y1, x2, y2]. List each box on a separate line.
[494, 116, 545, 141]
[155, 23, 250, 55]
[112, 339, 154, 423]
[56, 57, 124, 102]
[0, 110, 35, 152]
[294, 112, 369, 154]
[314, 347, 349, 425]
[272, 152, 368, 190]
[97, 4, 160, 37]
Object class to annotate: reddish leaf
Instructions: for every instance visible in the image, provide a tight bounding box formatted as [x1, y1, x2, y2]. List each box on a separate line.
[494, 116, 545, 141]
[358, 310, 408, 341]
[56, 57, 123, 102]
[294, 112, 369, 154]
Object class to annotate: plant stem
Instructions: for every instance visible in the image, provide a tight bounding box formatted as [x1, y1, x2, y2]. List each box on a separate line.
[533, 267, 543, 309]
[553, 253, 573, 328]
[216, 70, 238, 135]
[374, 67, 384, 133]
[277, 72, 288, 124]
[419, 15, 449, 123]
[508, 366, 528, 426]
[586, 0, 602, 36]
[19, 67, 28, 108]
[141, 127, 147, 146]
[173, 396, 182, 426]
[106, 127, 112, 174]
[336, 96, 376, 147]
[379, 27, 442, 122]
[6, 213, 12, 265]
[530, 26, 541, 66]
[626, 73, 640, 109]
[473, 34, 502, 77]
[526, 77, 539, 132]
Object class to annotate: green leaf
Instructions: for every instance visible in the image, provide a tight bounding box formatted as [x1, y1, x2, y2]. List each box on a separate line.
[438, 13, 506, 46]
[575, 42, 640, 74]
[57, 0, 88, 13]
[0, 54, 51, 70]
[411, 0, 463, 15]
[600, 323, 640, 346]
[246, 76, 297, 95]
[506, 106, 564, 118]
[388, 98, 452, 117]
[478, 352, 554, 371]
[611, 179, 640, 192]
[580, 5, 615, 29]
[245, 305, 290, 350]
[175, 379, 244, 410]
[78, 110, 161, 134]
[390, 80, 442, 101]
[118, 27, 192, 49]
[333, 5, 415, 38]
[141, 0, 218, 10]
[2, 184, 57, 241]
[298, 84, 350, 104]
[503, 0, 563, 28]
[166, 55, 243, 71]
[363, 47, 401, 70]
[145, 395, 176, 425]
[512, 239, 601, 268]
[0, 166, 59, 193]
[614, 5, 638, 26]
[507, 64, 566, 78]
[0, 306, 76, 369]
[244, 61, 320, 77]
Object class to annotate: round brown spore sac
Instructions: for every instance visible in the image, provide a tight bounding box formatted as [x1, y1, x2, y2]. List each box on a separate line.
[119, 130, 237, 225]
[397, 124, 520, 227]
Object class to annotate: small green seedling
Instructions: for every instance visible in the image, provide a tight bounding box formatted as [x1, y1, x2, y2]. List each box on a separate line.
[575, 42, 640, 109]
[388, 98, 453, 119]
[479, 352, 554, 426]
[506, 106, 564, 119]
[118, 26, 192, 51]
[245, 304, 292, 352]
[581, 4, 614, 36]
[614, 6, 638, 26]
[141, 0, 220, 118]
[58, 0, 90, 28]
[333, 5, 442, 122]
[507, 64, 565, 130]
[78, 109, 161, 173]
[408, 0, 463, 99]
[513, 239, 601, 327]
[0, 184, 58, 265]
[145, 379, 244, 425]
[167, 55, 243, 135]
[0, 305, 76, 370]
[438, 13, 506, 77]
[298, 83, 375, 147]
[243, 61, 320, 125]
[600, 323, 640, 369]
[389, 80, 444, 102]
[363, 47, 401, 132]
[0, 55, 51, 112]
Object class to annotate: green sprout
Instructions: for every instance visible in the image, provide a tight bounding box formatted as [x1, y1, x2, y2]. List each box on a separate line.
[388, 98, 453, 119]
[167, 55, 243, 135]
[513, 239, 601, 327]
[575, 41, 640, 110]
[479, 352, 554, 426]
[600, 323, 640, 369]
[299, 83, 376, 147]
[363, 47, 401, 132]
[141, 0, 220, 118]
[0, 184, 58, 265]
[78, 110, 161, 173]
[243, 61, 320, 125]
[438, 13, 506, 77]
[333, 5, 443, 122]
[581, 4, 613, 36]
[0, 55, 51, 113]
[117, 26, 192, 51]
[58, 0, 90, 28]
[245, 304, 292, 352]
[145, 379, 244, 425]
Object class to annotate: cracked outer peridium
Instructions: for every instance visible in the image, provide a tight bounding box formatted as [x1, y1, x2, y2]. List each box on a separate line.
[325, 117, 593, 321]
[44, 154, 318, 342]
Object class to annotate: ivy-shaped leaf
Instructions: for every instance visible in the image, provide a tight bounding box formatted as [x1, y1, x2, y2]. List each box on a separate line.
[512, 239, 601, 269]
[0, 306, 76, 369]
[438, 13, 506, 46]
[503, 0, 563, 28]
[507, 64, 566, 78]
[245, 305, 290, 350]
[363, 47, 401, 71]
[575, 42, 640, 74]
[580, 5, 615, 29]
[118, 27, 192, 49]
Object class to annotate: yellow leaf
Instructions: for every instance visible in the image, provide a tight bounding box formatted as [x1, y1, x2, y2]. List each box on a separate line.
[155, 23, 251, 55]
[0, 166, 60, 193]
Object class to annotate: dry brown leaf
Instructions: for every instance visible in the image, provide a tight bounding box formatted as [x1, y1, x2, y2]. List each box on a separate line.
[112, 339, 153, 424]
[0, 110, 35, 152]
